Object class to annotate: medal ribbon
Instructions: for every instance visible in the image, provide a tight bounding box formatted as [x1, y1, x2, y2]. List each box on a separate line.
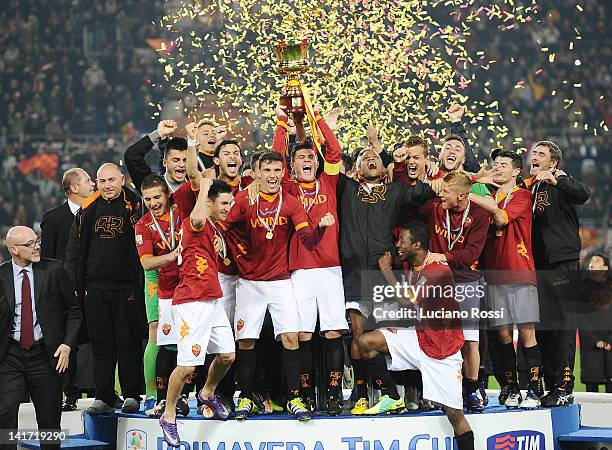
[298, 181, 319, 213]
[297, 80, 324, 157]
[151, 207, 176, 250]
[208, 218, 227, 261]
[446, 201, 471, 251]
[256, 188, 283, 237]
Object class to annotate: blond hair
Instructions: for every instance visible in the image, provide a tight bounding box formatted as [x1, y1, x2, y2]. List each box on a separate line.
[443, 170, 472, 193]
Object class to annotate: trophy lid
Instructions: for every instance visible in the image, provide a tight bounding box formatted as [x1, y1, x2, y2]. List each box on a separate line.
[274, 38, 310, 75]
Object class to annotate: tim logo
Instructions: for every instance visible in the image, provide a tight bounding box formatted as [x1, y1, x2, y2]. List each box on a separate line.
[126, 429, 146, 450]
[487, 430, 545, 450]
[95, 216, 124, 238]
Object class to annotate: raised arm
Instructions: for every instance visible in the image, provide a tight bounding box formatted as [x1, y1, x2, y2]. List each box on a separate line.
[446, 104, 479, 173]
[125, 120, 177, 193]
[190, 176, 213, 229]
[316, 110, 341, 169]
[468, 193, 506, 226]
[185, 121, 201, 191]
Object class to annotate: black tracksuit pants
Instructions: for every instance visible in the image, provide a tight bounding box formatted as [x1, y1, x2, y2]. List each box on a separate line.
[85, 288, 144, 405]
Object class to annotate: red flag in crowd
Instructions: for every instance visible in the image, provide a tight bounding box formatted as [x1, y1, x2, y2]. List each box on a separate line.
[18, 153, 59, 180]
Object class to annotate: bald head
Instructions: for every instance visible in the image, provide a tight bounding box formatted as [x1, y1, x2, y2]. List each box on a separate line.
[96, 163, 124, 200]
[6, 226, 40, 266]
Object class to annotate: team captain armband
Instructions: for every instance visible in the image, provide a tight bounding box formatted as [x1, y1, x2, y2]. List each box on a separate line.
[295, 221, 308, 231]
[324, 161, 340, 175]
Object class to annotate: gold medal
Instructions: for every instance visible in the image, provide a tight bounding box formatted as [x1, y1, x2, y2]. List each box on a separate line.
[266, 231, 273, 240]
[496, 229, 503, 237]
[223, 258, 231, 266]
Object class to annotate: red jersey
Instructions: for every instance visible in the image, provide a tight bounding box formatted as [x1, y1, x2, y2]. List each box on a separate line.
[409, 261, 464, 359]
[420, 198, 490, 282]
[483, 187, 536, 285]
[227, 176, 254, 196]
[218, 189, 323, 281]
[172, 182, 198, 222]
[173, 219, 223, 304]
[273, 113, 341, 270]
[134, 206, 181, 299]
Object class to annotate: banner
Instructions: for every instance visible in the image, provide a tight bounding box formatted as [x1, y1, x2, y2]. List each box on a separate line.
[116, 409, 554, 450]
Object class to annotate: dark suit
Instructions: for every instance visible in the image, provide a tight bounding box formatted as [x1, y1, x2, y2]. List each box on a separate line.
[40, 202, 75, 262]
[0, 259, 82, 450]
[40, 202, 82, 401]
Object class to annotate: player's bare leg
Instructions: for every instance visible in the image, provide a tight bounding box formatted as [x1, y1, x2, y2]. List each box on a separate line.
[163, 365, 195, 424]
[348, 310, 369, 414]
[446, 407, 475, 450]
[196, 352, 235, 419]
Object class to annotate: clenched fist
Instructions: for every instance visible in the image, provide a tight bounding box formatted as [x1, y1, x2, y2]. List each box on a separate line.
[157, 120, 177, 138]
[318, 212, 336, 229]
[185, 121, 197, 140]
[447, 104, 466, 123]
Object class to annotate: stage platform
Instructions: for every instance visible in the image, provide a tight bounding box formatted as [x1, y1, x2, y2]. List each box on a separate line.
[18, 396, 590, 450]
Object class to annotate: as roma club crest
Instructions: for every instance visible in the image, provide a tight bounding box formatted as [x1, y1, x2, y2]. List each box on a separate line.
[236, 319, 245, 332]
[162, 324, 171, 336]
[192, 344, 201, 357]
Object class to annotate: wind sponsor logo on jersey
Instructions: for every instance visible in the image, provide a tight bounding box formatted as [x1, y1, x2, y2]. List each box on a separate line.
[300, 194, 327, 209]
[434, 223, 466, 244]
[250, 216, 288, 228]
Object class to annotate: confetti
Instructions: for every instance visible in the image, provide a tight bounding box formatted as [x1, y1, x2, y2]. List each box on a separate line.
[155, 0, 608, 150]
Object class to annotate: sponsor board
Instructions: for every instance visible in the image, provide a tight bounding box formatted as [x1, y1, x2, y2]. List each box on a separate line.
[117, 409, 553, 450]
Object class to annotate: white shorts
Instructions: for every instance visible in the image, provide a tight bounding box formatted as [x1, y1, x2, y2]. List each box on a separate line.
[292, 267, 349, 334]
[345, 300, 372, 318]
[457, 280, 481, 342]
[172, 299, 235, 367]
[234, 278, 298, 340]
[380, 328, 463, 410]
[219, 273, 239, 328]
[157, 298, 178, 346]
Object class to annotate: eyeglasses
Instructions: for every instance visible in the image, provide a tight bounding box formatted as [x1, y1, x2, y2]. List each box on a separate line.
[13, 238, 41, 249]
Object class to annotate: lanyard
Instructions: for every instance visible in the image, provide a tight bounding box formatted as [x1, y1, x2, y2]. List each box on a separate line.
[256, 188, 283, 239]
[446, 201, 471, 251]
[531, 180, 542, 215]
[151, 207, 176, 250]
[298, 181, 319, 213]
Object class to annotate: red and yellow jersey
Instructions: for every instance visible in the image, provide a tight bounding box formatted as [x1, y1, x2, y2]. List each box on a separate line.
[420, 198, 490, 282]
[134, 206, 180, 299]
[271, 114, 342, 270]
[171, 182, 198, 222]
[217, 189, 314, 281]
[483, 187, 536, 285]
[173, 219, 223, 304]
[410, 261, 464, 359]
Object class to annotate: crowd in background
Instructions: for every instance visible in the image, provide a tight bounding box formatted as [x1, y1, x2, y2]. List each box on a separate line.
[0, 0, 609, 261]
